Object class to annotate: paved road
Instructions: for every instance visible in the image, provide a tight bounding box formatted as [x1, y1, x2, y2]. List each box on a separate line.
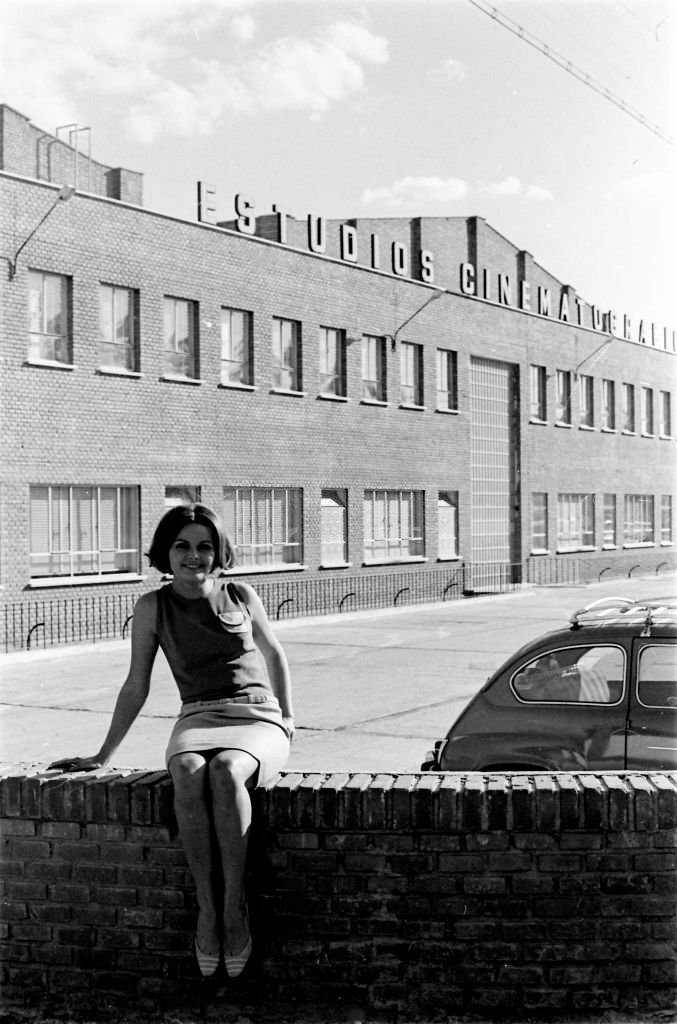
[1, 573, 674, 774]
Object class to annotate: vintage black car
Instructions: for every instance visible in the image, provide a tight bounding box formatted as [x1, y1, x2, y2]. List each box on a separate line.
[421, 596, 677, 773]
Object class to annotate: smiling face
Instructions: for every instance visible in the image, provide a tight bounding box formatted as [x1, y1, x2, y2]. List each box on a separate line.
[168, 523, 216, 595]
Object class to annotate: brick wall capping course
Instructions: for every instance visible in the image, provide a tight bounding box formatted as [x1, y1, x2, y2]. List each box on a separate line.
[2, 765, 676, 832]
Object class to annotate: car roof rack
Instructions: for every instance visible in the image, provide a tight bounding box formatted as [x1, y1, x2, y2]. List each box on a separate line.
[569, 596, 677, 635]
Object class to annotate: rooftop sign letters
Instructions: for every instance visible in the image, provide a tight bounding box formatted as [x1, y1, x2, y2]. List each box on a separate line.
[197, 182, 674, 351]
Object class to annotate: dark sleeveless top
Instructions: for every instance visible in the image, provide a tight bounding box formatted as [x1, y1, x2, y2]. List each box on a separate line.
[155, 580, 273, 704]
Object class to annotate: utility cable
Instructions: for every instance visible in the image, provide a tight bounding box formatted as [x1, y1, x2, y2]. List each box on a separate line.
[467, 0, 673, 145]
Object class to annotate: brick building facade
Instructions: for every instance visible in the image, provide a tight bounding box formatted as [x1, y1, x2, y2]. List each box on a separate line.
[1, 105, 675, 647]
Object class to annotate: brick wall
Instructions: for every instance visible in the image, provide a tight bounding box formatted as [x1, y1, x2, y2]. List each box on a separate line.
[2, 170, 675, 630]
[1, 768, 675, 1018]
[0, 105, 143, 204]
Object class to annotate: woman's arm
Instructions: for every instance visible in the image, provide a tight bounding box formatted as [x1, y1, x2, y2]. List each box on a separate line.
[241, 584, 295, 738]
[49, 592, 159, 771]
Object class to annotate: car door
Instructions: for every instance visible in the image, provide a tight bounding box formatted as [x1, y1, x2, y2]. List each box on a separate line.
[506, 643, 629, 771]
[626, 637, 677, 770]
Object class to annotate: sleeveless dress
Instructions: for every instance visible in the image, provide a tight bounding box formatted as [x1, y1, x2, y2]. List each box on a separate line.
[158, 580, 290, 784]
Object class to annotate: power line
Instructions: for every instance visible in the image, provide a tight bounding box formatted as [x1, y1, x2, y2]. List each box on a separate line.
[466, 0, 674, 146]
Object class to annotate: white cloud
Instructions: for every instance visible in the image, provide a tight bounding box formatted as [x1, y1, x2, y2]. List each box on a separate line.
[484, 175, 522, 197]
[0, 6, 388, 143]
[608, 172, 672, 201]
[430, 57, 467, 83]
[526, 184, 554, 202]
[479, 177, 553, 201]
[245, 22, 388, 114]
[362, 175, 469, 208]
[362, 173, 555, 211]
[231, 13, 257, 43]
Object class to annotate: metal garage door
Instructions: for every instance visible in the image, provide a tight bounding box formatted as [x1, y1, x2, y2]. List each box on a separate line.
[469, 356, 521, 590]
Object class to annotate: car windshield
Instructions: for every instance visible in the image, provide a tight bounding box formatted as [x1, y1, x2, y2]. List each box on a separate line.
[512, 645, 624, 704]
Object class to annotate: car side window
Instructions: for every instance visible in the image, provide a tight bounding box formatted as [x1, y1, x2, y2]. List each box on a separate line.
[637, 645, 677, 709]
[512, 645, 624, 704]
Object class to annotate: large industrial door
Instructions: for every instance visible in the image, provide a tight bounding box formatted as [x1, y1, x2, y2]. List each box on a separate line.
[469, 357, 521, 590]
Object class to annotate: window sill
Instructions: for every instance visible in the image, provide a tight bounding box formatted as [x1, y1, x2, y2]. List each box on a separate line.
[556, 546, 596, 554]
[435, 407, 459, 416]
[640, 433, 655, 439]
[602, 544, 618, 551]
[659, 434, 673, 441]
[436, 556, 460, 562]
[529, 549, 551, 556]
[529, 418, 548, 426]
[399, 403, 426, 412]
[25, 358, 76, 371]
[319, 562, 352, 569]
[97, 367, 141, 378]
[317, 393, 349, 403]
[223, 563, 308, 575]
[363, 556, 428, 567]
[621, 430, 636, 436]
[554, 421, 572, 429]
[219, 382, 256, 392]
[360, 398, 388, 407]
[579, 424, 595, 432]
[601, 427, 617, 434]
[270, 388, 306, 398]
[623, 542, 655, 549]
[660, 541, 674, 547]
[28, 573, 146, 589]
[161, 374, 203, 385]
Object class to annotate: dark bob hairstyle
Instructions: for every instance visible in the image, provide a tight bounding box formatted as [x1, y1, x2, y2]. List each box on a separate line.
[146, 503, 235, 575]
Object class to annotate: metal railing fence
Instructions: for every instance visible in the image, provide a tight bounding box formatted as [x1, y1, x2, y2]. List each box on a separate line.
[2, 561, 519, 652]
[7, 552, 673, 652]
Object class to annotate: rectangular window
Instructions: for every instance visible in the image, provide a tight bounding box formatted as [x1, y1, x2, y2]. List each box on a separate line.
[661, 495, 673, 544]
[400, 342, 423, 406]
[220, 307, 253, 386]
[622, 383, 636, 432]
[361, 335, 386, 402]
[436, 349, 458, 411]
[319, 326, 346, 397]
[165, 486, 201, 509]
[28, 270, 71, 363]
[641, 386, 654, 435]
[100, 284, 138, 371]
[579, 374, 594, 427]
[531, 492, 548, 552]
[603, 493, 617, 547]
[624, 494, 655, 545]
[659, 391, 672, 437]
[555, 370, 572, 425]
[272, 317, 301, 391]
[602, 379, 616, 430]
[363, 489, 424, 563]
[438, 491, 459, 559]
[222, 487, 303, 568]
[557, 493, 595, 550]
[29, 485, 139, 578]
[321, 489, 348, 565]
[529, 364, 547, 421]
[163, 296, 198, 378]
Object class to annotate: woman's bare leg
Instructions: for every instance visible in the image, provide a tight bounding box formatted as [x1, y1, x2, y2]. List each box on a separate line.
[169, 752, 220, 956]
[208, 750, 258, 954]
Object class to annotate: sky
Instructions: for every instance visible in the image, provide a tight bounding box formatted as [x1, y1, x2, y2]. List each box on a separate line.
[1, 0, 675, 332]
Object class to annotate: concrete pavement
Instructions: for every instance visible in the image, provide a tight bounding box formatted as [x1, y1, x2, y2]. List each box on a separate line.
[1, 572, 674, 774]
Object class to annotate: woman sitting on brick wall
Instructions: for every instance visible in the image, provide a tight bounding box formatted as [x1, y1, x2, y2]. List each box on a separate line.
[49, 503, 294, 989]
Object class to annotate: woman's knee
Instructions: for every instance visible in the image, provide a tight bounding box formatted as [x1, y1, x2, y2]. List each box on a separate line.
[169, 752, 207, 799]
[209, 751, 258, 794]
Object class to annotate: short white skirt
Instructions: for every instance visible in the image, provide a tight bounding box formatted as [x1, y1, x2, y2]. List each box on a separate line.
[165, 695, 291, 785]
